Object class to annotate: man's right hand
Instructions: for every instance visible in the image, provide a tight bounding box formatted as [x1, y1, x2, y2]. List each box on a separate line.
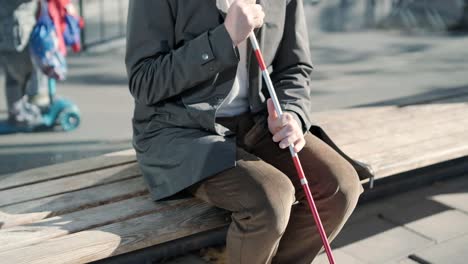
[224, 0, 265, 46]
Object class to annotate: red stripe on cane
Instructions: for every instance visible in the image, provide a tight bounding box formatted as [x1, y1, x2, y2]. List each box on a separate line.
[292, 155, 306, 181]
[292, 155, 336, 264]
[254, 49, 267, 71]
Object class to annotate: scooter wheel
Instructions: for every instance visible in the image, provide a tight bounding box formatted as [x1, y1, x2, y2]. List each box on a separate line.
[59, 110, 80, 131]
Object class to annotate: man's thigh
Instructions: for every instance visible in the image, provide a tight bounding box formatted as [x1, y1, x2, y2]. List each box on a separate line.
[250, 130, 361, 200]
[188, 147, 295, 214]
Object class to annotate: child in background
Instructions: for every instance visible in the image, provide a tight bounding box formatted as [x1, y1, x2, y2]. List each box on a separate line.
[0, 0, 83, 129]
[0, 0, 46, 127]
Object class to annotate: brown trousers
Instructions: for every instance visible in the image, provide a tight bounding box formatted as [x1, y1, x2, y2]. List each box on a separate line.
[188, 112, 363, 264]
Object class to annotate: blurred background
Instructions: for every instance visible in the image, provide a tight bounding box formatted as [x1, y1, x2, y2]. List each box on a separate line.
[0, 0, 467, 175]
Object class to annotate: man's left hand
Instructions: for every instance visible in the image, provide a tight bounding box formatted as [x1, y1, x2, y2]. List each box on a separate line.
[267, 99, 305, 153]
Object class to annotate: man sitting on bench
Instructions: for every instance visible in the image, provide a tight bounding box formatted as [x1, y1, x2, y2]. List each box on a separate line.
[126, 0, 370, 263]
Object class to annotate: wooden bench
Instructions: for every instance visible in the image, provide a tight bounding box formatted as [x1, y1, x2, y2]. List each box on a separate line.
[1, 93, 467, 263]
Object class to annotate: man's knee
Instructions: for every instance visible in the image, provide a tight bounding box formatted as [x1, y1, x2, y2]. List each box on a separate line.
[334, 164, 362, 217]
[247, 174, 296, 236]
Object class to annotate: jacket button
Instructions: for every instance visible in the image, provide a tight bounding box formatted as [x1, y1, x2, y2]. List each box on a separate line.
[202, 53, 209, 60]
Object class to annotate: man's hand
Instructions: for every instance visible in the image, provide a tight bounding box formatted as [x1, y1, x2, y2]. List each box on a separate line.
[267, 99, 305, 153]
[224, 0, 265, 46]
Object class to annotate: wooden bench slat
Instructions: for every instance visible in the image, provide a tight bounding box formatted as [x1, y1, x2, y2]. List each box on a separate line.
[0, 163, 140, 208]
[313, 99, 466, 126]
[0, 177, 146, 229]
[315, 102, 467, 133]
[0, 200, 229, 264]
[1, 230, 121, 264]
[320, 104, 468, 146]
[0, 150, 136, 191]
[341, 115, 468, 157]
[0, 196, 186, 252]
[363, 131, 468, 177]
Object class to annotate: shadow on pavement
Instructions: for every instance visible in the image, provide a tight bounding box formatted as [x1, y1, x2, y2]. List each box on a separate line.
[331, 175, 468, 258]
[65, 73, 128, 86]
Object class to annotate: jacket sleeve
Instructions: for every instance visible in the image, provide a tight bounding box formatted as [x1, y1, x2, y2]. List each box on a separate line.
[270, 0, 314, 133]
[125, 0, 239, 105]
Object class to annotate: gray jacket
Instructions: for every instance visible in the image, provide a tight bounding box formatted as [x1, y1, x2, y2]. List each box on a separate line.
[126, 0, 373, 201]
[0, 0, 37, 52]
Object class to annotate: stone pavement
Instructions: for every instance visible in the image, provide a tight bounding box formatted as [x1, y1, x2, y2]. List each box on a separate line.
[0, 46, 133, 175]
[312, 175, 468, 264]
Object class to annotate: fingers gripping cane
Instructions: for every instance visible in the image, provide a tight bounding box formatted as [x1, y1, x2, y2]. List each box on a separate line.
[248, 32, 336, 264]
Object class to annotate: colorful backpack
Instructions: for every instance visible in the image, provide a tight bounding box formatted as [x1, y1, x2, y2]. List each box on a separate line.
[29, 0, 67, 80]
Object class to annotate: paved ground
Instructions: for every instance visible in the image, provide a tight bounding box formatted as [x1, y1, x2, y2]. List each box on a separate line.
[312, 174, 468, 264]
[0, 31, 467, 176]
[0, 42, 133, 175]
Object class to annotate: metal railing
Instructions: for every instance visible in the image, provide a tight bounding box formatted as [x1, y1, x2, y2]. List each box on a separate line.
[77, 0, 128, 49]
[306, 0, 465, 32]
[381, 0, 448, 31]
